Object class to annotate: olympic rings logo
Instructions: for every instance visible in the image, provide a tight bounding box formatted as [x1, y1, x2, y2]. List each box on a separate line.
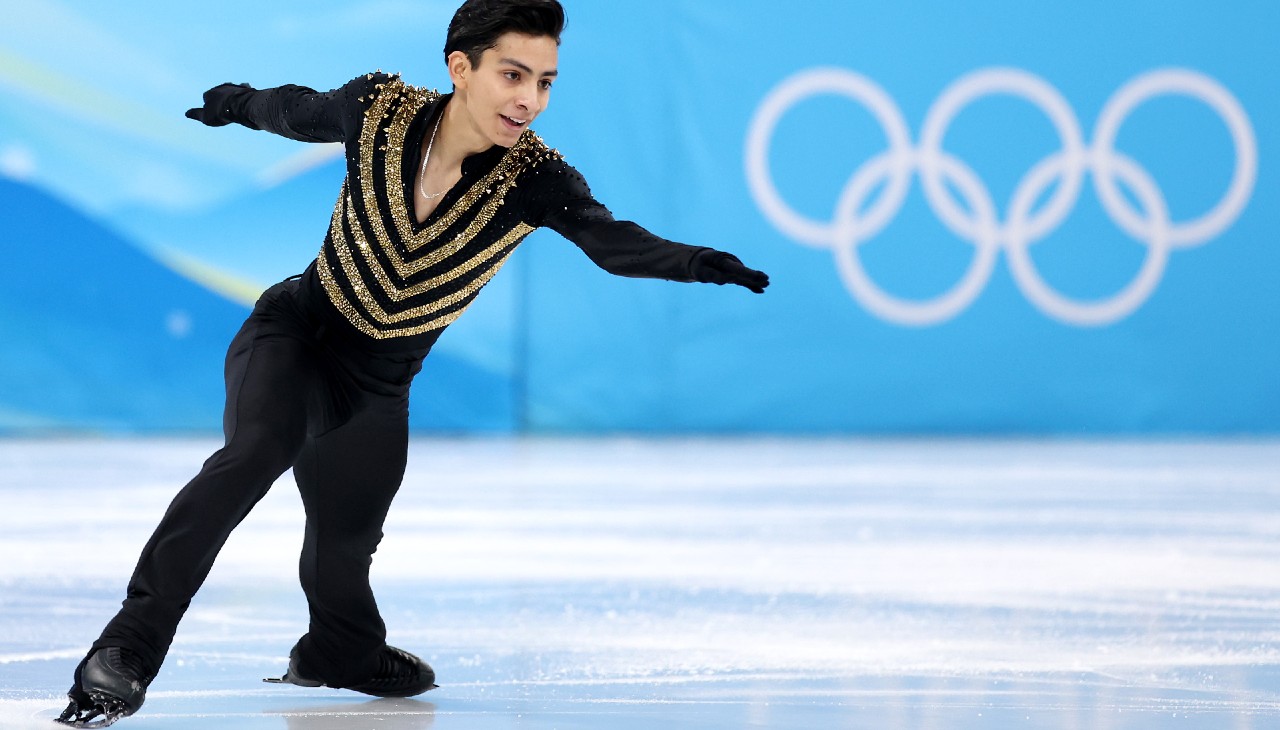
[745, 68, 1257, 326]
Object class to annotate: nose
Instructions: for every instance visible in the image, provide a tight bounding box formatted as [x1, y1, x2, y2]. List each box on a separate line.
[515, 80, 539, 115]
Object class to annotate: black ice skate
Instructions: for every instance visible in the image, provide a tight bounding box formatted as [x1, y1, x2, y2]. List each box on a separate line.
[56, 647, 153, 728]
[264, 644, 438, 697]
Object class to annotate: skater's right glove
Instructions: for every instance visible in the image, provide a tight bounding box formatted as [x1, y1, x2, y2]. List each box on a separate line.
[185, 83, 259, 128]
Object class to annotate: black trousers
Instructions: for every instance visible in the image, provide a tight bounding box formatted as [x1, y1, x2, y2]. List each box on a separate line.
[92, 278, 428, 687]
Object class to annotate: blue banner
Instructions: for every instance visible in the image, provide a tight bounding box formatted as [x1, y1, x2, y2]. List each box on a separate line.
[0, 1, 1275, 433]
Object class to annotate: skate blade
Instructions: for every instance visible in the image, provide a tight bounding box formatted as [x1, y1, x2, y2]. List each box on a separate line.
[263, 672, 324, 688]
[53, 715, 124, 729]
[55, 693, 129, 728]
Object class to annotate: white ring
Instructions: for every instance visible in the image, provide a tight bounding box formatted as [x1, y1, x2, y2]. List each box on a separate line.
[918, 67, 1087, 246]
[1006, 152, 1171, 325]
[745, 68, 912, 249]
[833, 151, 1001, 326]
[1092, 68, 1258, 249]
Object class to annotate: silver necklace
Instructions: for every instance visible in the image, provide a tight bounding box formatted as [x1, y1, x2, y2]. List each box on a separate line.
[418, 114, 448, 200]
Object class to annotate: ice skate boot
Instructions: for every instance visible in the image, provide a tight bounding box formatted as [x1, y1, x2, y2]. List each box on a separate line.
[265, 643, 437, 697]
[346, 645, 438, 697]
[55, 647, 153, 728]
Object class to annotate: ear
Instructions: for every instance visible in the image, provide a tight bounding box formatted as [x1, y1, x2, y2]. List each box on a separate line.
[447, 50, 473, 90]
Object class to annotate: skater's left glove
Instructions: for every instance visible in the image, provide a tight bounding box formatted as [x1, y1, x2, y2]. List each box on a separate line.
[693, 251, 770, 294]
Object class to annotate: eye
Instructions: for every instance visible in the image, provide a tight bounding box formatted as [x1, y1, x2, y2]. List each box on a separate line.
[539, 79, 553, 91]
[504, 71, 520, 81]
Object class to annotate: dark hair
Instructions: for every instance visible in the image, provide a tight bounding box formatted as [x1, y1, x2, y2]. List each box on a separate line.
[444, 0, 567, 68]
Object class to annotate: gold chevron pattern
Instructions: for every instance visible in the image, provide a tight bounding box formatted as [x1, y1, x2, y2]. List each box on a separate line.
[317, 77, 559, 340]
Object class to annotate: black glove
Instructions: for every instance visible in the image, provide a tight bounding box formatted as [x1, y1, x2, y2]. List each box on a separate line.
[693, 251, 770, 294]
[185, 83, 257, 127]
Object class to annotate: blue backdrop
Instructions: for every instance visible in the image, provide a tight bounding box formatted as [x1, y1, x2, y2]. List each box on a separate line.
[0, 1, 1274, 433]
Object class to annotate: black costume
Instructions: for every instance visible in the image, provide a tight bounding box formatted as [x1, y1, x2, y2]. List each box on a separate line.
[86, 71, 766, 695]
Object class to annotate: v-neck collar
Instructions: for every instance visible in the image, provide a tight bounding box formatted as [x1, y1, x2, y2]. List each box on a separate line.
[401, 93, 508, 233]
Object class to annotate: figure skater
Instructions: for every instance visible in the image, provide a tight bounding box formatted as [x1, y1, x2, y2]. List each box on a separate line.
[58, 0, 767, 725]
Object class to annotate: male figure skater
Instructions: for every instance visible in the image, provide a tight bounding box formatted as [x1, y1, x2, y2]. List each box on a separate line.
[57, 0, 768, 725]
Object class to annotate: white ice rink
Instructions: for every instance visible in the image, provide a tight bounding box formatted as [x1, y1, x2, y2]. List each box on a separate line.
[1, 438, 1278, 728]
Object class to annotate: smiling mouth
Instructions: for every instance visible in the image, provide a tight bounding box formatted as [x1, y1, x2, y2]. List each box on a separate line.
[500, 114, 528, 130]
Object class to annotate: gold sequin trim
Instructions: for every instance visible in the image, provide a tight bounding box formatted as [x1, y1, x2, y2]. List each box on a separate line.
[355, 79, 408, 270]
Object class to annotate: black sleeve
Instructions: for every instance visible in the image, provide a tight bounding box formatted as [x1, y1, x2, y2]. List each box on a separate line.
[523, 157, 712, 282]
[221, 72, 390, 144]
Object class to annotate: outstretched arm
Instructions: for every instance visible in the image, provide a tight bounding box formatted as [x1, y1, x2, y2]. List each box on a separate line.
[184, 73, 387, 143]
[527, 160, 769, 293]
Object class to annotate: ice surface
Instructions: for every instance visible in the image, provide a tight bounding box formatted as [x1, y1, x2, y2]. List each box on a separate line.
[1, 438, 1278, 728]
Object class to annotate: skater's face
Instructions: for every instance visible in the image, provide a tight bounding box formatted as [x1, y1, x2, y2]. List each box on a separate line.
[449, 32, 558, 147]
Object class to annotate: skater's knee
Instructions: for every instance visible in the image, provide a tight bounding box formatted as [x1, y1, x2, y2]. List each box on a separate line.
[311, 528, 385, 561]
[210, 428, 305, 478]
